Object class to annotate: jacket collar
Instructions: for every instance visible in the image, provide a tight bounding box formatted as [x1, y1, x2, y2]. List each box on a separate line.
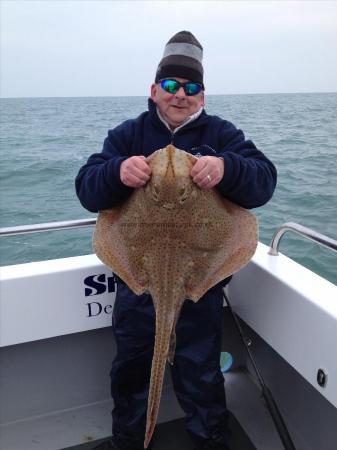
[156, 106, 204, 133]
[148, 98, 209, 133]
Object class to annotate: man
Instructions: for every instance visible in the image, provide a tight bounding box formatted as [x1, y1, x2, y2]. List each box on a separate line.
[76, 31, 277, 450]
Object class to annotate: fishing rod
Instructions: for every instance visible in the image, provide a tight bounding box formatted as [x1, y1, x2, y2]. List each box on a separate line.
[222, 289, 296, 450]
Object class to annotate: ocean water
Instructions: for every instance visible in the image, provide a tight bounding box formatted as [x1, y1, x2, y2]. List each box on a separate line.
[0, 93, 336, 285]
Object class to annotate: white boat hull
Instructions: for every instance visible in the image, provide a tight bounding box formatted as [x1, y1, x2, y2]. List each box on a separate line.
[1, 243, 336, 449]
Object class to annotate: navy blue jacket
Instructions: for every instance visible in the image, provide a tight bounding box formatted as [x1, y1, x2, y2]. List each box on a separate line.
[76, 99, 277, 212]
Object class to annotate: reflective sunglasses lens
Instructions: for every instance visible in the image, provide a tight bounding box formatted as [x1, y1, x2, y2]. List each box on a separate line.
[161, 79, 179, 94]
[185, 83, 202, 96]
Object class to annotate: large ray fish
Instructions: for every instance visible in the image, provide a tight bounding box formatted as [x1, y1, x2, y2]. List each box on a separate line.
[93, 145, 258, 448]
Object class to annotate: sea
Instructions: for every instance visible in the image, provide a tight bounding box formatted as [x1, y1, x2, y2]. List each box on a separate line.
[0, 93, 336, 285]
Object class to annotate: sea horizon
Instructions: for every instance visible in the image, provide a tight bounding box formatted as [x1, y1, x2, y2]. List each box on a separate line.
[1, 90, 337, 100]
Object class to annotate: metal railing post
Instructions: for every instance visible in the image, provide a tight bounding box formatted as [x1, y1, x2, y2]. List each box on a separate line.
[268, 222, 337, 256]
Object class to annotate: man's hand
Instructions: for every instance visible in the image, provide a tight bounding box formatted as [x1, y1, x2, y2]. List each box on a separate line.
[120, 156, 151, 188]
[190, 156, 225, 189]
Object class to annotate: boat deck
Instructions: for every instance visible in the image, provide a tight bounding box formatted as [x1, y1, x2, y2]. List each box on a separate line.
[62, 412, 255, 450]
[1, 369, 284, 450]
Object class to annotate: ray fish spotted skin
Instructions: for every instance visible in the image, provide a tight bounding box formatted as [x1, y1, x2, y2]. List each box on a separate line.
[93, 145, 258, 448]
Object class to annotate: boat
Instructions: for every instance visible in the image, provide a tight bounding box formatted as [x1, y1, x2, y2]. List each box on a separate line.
[0, 220, 336, 450]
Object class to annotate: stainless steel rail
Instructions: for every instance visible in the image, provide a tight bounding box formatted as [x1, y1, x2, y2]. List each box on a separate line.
[268, 222, 337, 256]
[0, 218, 96, 237]
[1, 219, 336, 259]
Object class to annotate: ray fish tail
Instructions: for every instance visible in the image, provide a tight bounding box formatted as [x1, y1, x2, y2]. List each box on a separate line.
[144, 302, 176, 449]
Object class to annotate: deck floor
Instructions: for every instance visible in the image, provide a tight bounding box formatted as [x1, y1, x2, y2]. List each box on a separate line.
[61, 412, 256, 450]
[1, 370, 283, 450]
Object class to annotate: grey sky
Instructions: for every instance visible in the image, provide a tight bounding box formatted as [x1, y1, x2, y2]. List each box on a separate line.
[1, 0, 337, 97]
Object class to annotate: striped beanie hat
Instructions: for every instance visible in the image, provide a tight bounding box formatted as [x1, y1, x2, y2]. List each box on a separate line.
[155, 31, 204, 86]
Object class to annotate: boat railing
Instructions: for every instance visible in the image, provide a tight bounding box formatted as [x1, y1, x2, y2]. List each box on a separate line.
[0, 218, 96, 237]
[268, 221, 337, 256]
[0, 219, 336, 257]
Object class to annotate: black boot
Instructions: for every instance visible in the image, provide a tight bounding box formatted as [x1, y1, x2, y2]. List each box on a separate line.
[93, 437, 154, 450]
[92, 439, 116, 450]
[194, 439, 230, 450]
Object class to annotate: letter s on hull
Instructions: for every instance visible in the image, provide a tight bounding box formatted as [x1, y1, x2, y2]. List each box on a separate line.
[84, 273, 116, 296]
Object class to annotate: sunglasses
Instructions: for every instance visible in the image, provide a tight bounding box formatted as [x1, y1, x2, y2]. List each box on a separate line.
[160, 79, 204, 96]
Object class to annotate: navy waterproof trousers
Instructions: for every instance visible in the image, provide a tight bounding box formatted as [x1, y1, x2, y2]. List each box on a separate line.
[110, 282, 229, 449]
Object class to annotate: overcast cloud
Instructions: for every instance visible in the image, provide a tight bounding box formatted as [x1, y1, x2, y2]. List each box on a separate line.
[1, 0, 337, 97]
